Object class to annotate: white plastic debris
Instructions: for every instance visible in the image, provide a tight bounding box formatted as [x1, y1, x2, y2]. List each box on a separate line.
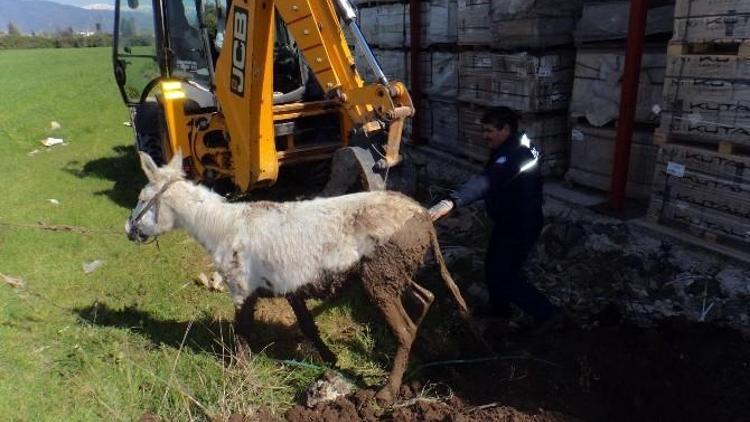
[123, 121, 132, 127]
[41, 137, 64, 147]
[83, 260, 104, 274]
[1, 273, 24, 289]
[28, 149, 40, 156]
[48, 199, 60, 206]
[49, 121, 62, 130]
[304, 371, 354, 408]
[197, 272, 226, 291]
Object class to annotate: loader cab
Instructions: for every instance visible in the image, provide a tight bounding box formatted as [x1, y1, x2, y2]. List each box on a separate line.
[113, 0, 215, 109]
[114, 0, 307, 109]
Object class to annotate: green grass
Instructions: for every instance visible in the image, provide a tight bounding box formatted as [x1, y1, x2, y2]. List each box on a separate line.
[0, 48, 315, 420]
[0, 48, 470, 421]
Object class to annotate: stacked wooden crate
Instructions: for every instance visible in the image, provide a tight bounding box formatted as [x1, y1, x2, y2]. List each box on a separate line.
[648, 0, 750, 252]
[456, 51, 574, 175]
[354, 1, 585, 176]
[354, 1, 459, 145]
[457, 0, 581, 48]
[565, 1, 674, 199]
[453, 0, 583, 176]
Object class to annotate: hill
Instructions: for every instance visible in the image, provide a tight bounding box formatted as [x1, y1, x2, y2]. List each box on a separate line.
[0, 0, 148, 34]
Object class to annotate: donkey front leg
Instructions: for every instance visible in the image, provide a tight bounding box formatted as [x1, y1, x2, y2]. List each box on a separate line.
[234, 293, 258, 350]
[287, 293, 338, 365]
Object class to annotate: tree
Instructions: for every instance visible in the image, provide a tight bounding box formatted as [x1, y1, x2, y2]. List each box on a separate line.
[58, 27, 75, 37]
[8, 22, 21, 36]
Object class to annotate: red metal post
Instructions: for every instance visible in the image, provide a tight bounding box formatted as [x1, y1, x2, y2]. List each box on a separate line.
[610, 0, 650, 209]
[409, 0, 423, 144]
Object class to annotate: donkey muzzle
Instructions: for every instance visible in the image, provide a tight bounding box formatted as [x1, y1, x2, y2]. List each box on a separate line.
[125, 218, 149, 243]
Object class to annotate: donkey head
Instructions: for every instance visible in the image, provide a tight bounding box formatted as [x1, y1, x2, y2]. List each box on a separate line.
[125, 151, 184, 242]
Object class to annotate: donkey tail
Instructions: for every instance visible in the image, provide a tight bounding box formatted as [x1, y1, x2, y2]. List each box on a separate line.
[430, 228, 470, 319]
[430, 228, 491, 349]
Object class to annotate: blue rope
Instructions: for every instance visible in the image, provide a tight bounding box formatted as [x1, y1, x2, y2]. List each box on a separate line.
[279, 359, 328, 371]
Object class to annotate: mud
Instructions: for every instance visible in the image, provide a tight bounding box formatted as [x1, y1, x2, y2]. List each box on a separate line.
[285, 386, 578, 421]
[280, 319, 750, 421]
[237, 175, 750, 420]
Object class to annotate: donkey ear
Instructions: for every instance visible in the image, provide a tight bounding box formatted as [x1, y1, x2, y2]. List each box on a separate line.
[139, 151, 159, 182]
[166, 150, 184, 175]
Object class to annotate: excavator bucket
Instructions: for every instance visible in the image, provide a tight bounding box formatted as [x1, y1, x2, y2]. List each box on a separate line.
[320, 145, 417, 197]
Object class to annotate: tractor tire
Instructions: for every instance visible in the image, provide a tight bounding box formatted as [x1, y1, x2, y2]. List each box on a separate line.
[133, 102, 167, 165]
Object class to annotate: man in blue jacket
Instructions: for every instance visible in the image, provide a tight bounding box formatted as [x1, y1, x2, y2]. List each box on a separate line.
[429, 106, 561, 328]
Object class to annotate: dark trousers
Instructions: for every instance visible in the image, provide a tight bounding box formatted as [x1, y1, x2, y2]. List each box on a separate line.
[485, 228, 557, 323]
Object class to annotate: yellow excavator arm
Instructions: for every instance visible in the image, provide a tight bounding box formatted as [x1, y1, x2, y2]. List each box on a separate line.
[209, 0, 413, 190]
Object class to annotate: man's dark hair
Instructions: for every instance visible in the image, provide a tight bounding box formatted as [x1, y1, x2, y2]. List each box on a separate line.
[480, 106, 520, 133]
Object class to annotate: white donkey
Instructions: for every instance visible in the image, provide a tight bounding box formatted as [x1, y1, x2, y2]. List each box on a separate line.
[125, 152, 475, 401]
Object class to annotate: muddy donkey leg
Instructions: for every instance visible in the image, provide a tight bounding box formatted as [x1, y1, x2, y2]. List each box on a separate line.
[407, 281, 435, 327]
[287, 293, 337, 365]
[362, 268, 420, 403]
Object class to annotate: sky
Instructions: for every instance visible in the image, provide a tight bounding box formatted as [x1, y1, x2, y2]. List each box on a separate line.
[47, 0, 112, 7]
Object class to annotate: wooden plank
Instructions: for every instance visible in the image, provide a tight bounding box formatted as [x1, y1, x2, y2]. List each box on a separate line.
[653, 124, 750, 154]
[655, 143, 750, 180]
[674, 0, 750, 18]
[646, 197, 750, 252]
[667, 40, 750, 57]
[632, 220, 750, 265]
[646, 141, 750, 256]
[719, 141, 735, 155]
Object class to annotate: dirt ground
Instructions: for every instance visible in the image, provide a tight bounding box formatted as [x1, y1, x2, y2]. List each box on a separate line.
[283, 320, 750, 421]
[235, 170, 750, 421]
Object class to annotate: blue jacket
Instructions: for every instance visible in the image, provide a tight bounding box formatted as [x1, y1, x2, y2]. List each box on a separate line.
[450, 132, 544, 243]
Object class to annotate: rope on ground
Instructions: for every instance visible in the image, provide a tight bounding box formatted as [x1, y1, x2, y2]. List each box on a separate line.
[0, 219, 121, 236]
[406, 355, 559, 379]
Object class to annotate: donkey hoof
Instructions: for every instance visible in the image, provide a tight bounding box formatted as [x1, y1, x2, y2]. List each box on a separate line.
[375, 386, 395, 404]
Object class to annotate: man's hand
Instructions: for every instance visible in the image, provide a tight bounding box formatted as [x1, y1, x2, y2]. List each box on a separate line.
[428, 199, 454, 222]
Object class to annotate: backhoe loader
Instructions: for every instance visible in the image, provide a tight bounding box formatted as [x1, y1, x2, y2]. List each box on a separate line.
[113, 0, 414, 195]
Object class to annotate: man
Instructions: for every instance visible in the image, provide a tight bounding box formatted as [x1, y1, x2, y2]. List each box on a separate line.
[429, 106, 561, 329]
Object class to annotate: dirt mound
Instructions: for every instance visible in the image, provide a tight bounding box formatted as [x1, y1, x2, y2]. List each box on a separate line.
[281, 319, 749, 421]
[285, 387, 577, 422]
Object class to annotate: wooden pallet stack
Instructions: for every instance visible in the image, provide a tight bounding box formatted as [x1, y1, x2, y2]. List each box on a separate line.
[647, 0, 750, 253]
[352, 1, 459, 145]
[453, 0, 584, 176]
[565, 0, 675, 199]
[352, 1, 587, 176]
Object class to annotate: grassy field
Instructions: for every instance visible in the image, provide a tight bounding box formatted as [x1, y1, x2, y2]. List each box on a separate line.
[0, 47, 409, 421]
